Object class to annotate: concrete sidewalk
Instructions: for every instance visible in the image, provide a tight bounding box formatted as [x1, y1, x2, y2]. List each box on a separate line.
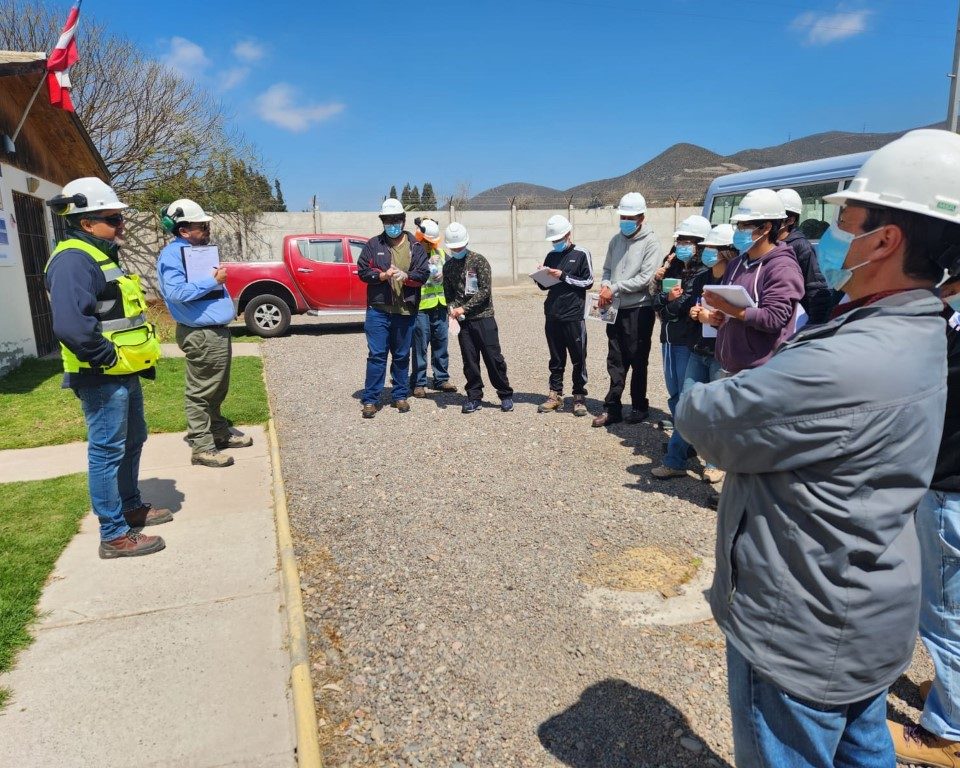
[0, 425, 296, 768]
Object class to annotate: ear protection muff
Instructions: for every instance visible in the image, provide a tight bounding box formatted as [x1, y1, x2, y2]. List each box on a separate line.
[160, 205, 183, 233]
[46, 192, 88, 216]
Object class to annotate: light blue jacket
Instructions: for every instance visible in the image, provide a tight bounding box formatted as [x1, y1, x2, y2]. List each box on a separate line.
[157, 237, 235, 327]
[677, 289, 947, 705]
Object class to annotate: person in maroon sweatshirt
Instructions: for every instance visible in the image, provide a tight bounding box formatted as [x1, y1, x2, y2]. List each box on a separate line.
[705, 188, 804, 374]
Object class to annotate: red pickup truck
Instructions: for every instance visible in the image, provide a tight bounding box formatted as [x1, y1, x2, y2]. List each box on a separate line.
[225, 233, 369, 336]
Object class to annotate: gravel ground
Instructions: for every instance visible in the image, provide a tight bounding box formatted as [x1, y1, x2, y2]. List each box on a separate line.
[263, 286, 935, 768]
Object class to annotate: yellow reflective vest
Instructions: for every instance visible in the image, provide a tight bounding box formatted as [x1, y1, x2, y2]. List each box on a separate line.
[45, 238, 161, 375]
[419, 247, 447, 310]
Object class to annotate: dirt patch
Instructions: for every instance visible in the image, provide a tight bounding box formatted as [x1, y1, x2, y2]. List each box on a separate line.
[581, 546, 701, 598]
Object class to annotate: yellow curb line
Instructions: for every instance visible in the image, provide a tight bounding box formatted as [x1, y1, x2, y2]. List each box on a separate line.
[268, 418, 323, 767]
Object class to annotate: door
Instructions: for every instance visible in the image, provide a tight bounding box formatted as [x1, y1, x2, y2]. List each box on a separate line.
[287, 236, 353, 309]
[13, 192, 57, 357]
[347, 240, 368, 307]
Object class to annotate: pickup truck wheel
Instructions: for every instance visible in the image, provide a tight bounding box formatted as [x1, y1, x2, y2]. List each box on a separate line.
[244, 295, 291, 337]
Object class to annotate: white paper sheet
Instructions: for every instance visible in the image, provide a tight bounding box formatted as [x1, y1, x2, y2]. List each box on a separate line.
[701, 302, 718, 338]
[584, 293, 618, 324]
[181, 245, 221, 284]
[702, 284, 757, 309]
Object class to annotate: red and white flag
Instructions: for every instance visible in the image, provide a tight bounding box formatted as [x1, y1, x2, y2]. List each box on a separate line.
[46, 2, 81, 112]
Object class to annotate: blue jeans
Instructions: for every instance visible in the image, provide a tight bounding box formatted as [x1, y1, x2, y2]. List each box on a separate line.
[362, 307, 416, 404]
[661, 342, 692, 418]
[726, 642, 894, 768]
[411, 305, 450, 388]
[74, 377, 147, 542]
[664, 351, 722, 469]
[918, 489, 960, 740]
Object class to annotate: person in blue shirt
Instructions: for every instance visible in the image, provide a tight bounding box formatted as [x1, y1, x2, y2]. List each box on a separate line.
[156, 198, 248, 468]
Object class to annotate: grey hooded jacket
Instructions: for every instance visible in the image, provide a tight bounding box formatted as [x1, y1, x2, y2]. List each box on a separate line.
[675, 290, 947, 705]
[601, 224, 661, 309]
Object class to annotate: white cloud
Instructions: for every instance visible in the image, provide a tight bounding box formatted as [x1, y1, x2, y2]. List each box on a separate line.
[233, 40, 266, 63]
[222, 66, 250, 90]
[162, 37, 210, 78]
[791, 7, 871, 45]
[254, 83, 344, 132]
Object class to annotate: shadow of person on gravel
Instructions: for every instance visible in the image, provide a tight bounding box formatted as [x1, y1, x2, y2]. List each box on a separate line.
[623, 460, 719, 510]
[888, 672, 925, 714]
[538, 678, 731, 767]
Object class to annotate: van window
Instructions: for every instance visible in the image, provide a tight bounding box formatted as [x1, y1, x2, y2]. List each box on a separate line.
[297, 238, 344, 263]
[709, 180, 853, 240]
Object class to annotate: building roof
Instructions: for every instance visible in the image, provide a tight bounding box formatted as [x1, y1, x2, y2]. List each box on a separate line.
[0, 51, 109, 185]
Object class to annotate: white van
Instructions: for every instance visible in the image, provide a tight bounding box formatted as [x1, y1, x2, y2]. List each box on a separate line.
[701, 151, 874, 244]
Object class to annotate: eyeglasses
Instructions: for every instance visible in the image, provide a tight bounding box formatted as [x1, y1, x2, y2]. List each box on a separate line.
[86, 214, 124, 227]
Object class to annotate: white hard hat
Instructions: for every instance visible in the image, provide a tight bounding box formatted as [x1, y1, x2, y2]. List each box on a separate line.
[730, 188, 787, 223]
[702, 223, 735, 247]
[544, 214, 573, 242]
[417, 218, 441, 244]
[617, 192, 647, 217]
[674, 214, 712, 240]
[824, 129, 960, 225]
[380, 198, 404, 216]
[445, 222, 469, 248]
[165, 198, 212, 227]
[777, 188, 803, 216]
[47, 177, 128, 216]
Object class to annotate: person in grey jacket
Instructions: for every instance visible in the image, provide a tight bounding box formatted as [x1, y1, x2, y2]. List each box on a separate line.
[676, 128, 960, 768]
[592, 192, 661, 427]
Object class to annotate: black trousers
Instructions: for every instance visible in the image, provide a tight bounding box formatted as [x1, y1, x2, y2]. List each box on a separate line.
[545, 319, 588, 396]
[458, 316, 513, 401]
[603, 305, 656, 417]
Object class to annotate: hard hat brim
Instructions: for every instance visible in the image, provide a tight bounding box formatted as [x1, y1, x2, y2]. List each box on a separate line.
[823, 189, 960, 225]
[617, 207, 646, 217]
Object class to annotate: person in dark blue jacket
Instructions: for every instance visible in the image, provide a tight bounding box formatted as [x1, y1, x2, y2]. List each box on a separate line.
[356, 198, 430, 418]
[45, 177, 170, 559]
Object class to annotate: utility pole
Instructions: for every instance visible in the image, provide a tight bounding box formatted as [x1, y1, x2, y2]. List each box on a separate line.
[311, 195, 319, 233]
[949, 1, 960, 132]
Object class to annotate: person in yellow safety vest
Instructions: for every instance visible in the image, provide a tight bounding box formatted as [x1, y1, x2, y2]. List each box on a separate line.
[44, 177, 170, 560]
[410, 217, 457, 397]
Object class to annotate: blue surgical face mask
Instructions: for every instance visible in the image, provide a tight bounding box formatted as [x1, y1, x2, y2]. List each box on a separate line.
[384, 223, 403, 238]
[552, 239, 568, 253]
[946, 293, 960, 312]
[701, 248, 719, 268]
[732, 228, 758, 254]
[620, 220, 639, 237]
[675, 244, 695, 262]
[450, 248, 467, 260]
[817, 224, 880, 291]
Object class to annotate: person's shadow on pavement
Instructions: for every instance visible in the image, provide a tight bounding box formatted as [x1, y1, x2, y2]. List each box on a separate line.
[138, 478, 186, 513]
[538, 678, 731, 767]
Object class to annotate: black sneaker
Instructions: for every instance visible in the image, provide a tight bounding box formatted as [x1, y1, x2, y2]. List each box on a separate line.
[626, 408, 649, 424]
[462, 399, 481, 414]
[500, 398, 514, 412]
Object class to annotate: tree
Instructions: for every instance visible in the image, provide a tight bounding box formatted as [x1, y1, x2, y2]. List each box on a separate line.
[420, 182, 437, 210]
[400, 183, 412, 208]
[273, 179, 287, 212]
[389, 185, 398, 200]
[443, 181, 472, 211]
[410, 185, 421, 209]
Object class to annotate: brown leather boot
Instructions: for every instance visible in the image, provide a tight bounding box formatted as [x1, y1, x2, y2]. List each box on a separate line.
[538, 391, 563, 413]
[99, 531, 166, 559]
[411, 387, 427, 398]
[191, 449, 235, 468]
[123, 503, 173, 527]
[391, 399, 411, 413]
[889, 719, 960, 767]
[592, 411, 623, 427]
[432, 381, 457, 392]
[361, 403, 377, 419]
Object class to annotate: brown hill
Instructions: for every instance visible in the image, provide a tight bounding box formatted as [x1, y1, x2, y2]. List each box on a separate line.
[468, 123, 944, 210]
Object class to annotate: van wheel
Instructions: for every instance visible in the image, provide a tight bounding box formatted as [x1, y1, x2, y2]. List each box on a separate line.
[244, 295, 291, 337]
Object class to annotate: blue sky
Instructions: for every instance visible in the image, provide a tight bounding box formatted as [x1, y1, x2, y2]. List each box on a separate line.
[83, 0, 955, 210]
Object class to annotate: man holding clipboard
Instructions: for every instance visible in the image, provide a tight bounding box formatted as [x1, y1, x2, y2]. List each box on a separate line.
[157, 198, 249, 468]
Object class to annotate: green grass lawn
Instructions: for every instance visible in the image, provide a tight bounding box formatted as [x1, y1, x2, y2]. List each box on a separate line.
[0, 357, 269, 450]
[0, 473, 89, 707]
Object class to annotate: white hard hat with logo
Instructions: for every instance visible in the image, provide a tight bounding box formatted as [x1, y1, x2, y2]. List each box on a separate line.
[166, 198, 212, 225]
[544, 214, 573, 242]
[824, 129, 960, 225]
[674, 214, 712, 240]
[730, 189, 787, 223]
[702, 224, 735, 247]
[617, 192, 647, 217]
[445, 222, 469, 248]
[380, 198, 404, 217]
[47, 177, 128, 216]
[777, 188, 803, 216]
